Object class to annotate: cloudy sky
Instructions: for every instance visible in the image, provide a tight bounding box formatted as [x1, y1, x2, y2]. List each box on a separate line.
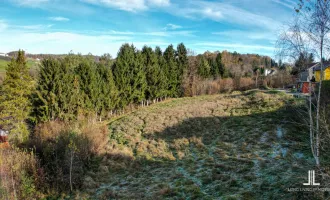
[0, 0, 297, 57]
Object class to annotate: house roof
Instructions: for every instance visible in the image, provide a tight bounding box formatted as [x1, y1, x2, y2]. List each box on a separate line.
[308, 62, 318, 68]
[313, 62, 330, 71]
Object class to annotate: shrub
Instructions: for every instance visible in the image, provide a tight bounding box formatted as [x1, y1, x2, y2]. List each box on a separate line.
[239, 78, 255, 91]
[33, 130, 92, 192]
[31, 119, 109, 193]
[0, 147, 43, 199]
[220, 78, 234, 93]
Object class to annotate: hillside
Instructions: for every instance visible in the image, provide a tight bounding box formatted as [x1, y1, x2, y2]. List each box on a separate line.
[82, 90, 314, 199]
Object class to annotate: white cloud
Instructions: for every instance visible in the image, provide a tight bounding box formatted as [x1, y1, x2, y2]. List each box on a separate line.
[164, 23, 182, 30]
[0, 31, 133, 56]
[271, 0, 296, 9]
[212, 30, 278, 41]
[201, 8, 223, 21]
[108, 29, 194, 37]
[147, 0, 170, 6]
[83, 0, 146, 12]
[15, 24, 53, 30]
[167, 1, 281, 31]
[82, 0, 170, 12]
[11, 0, 49, 6]
[49, 16, 70, 22]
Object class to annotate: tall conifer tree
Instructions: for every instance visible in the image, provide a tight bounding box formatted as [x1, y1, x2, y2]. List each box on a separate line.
[164, 45, 178, 97]
[155, 46, 168, 99]
[0, 50, 33, 142]
[176, 43, 188, 96]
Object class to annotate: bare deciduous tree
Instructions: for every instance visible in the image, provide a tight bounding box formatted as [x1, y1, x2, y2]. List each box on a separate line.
[277, 0, 330, 166]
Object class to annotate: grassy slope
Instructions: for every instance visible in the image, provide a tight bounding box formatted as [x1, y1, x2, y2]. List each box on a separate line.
[84, 91, 315, 199]
[0, 59, 9, 72]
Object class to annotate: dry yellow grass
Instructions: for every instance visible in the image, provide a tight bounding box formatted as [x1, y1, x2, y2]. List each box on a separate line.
[81, 90, 320, 199]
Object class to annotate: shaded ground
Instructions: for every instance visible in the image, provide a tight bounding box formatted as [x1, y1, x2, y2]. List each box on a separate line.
[82, 90, 321, 199]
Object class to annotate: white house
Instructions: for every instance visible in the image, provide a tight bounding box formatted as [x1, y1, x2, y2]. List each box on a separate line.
[265, 68, 278, 76]
[0, 53, 8, 57]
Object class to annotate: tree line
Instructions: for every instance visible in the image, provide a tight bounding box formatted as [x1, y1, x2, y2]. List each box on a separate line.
[0, 43, 284, 142]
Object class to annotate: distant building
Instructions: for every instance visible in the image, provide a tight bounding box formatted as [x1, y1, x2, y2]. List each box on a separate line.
[0, 129, 8, 143]
[265, 68, 277, 76]
[0, 53, 8, 57]
[296, 63, 319, 94]
[313, 62, 330, 82]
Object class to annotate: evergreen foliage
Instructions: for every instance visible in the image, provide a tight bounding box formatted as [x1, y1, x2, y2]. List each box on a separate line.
[198, 55, 211, 78]
[155, 46, 168, 98]
[0, 50, 33, 142]
[164, 45, 179, 97]
[216, 53, 225, 78]
[142, 46, 165, 101]
[176, 43, 188, 96]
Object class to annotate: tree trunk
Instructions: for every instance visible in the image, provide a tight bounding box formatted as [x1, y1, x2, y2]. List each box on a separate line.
[70, 150, 74, 192]
[315, 36, 324, 166]
[309, 81, 316, 162]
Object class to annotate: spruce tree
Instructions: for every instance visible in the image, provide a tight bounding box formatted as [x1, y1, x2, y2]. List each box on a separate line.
[113, 44, 147, 107]
[112, 44, 134, 108]
[164, 45, 178, 97]
[96, 63, 118, 117]
[208, 57, 218, 78]
[75, 58, 99, 113]
[176, 43, 188, 96]
[58, 58, 78, 120]
[33, 58, 62, 122]
[198, 55, 211, 78]
[0, 50, 33, 142]
[34, 57, 77, 122]
[155, 46, 168, 99]
[216, 53, 225, 78]
[132, 50, 147, 104]
[142, 46, 165, 102]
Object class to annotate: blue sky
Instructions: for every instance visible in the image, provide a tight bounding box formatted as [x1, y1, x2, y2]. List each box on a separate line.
[0, 0, 297, 57]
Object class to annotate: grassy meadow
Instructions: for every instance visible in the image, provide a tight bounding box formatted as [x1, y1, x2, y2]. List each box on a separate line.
[77, 90, 318, 199]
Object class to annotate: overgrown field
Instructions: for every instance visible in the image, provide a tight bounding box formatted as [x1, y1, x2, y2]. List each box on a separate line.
[81, 91, 319, 199]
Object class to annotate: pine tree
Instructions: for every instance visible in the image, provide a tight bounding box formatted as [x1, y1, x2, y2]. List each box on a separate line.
[216, 53, 225, 78]
[75, 58, 99, 113]
[0, 50, 33, 142]
[176, 43, 188, 96]
[112, 44, 135, 108]
[208, 57, 218, 78]
[58, 58, 78, 120]
[33, 57, 77, 122]
[131, 50, 147, 104]
[198, 55, 211, 78]
[142, 46, 162, 102]
[33, 58, 62, 122]
[164, 45, 178, 97]
[96, 63, 118, 117]
[155, 46, 168, 99]
[113, 44, 147, 108]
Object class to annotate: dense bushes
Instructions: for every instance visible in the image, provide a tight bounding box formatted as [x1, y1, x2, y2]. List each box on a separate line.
[0, 148, 43, 199]
[30, 120, 109, 194]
